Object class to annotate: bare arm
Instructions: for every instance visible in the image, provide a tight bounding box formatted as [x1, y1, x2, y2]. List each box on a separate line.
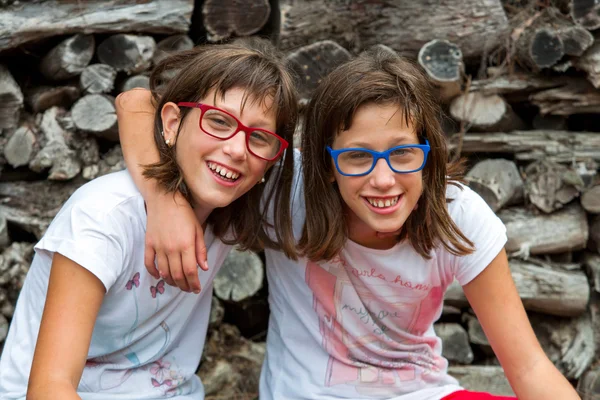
[463, 249, 580, 400]
[27, 253, 105, 400]
[115, 89, 206, 293]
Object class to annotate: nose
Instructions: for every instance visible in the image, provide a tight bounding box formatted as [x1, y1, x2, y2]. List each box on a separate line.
[222, 130, 248, 161]
[369, 158, 395, 190]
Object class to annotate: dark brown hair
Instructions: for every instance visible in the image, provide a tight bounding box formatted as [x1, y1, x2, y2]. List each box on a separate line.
[144, 38, 298, 258]
[298, 47, 474, 261]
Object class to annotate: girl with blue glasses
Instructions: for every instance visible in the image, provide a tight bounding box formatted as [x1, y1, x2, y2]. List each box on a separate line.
[116, 47, 578, 400]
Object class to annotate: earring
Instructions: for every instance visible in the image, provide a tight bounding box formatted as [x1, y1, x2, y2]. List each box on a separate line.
[165, 138, 171, 146]
[259, 177, 265, 184]
[161, 130, 165, 137]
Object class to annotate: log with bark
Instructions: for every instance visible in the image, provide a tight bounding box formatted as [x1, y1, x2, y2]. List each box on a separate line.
[469, 73, 565, 101]
[445, 258, 590, 317]
[500, 203, 588, 257]
[81, 145, 124, 181]
[571, 0, 600, 30]
[417, 39, 463, 102]
[575, 41, 600, 89]
[97, 34, 156, 75]
[0, 213, 9, 251]
[523, 160, 584, 213]
[465, 159, 524, 212]
[285, 40, 352, 104]
[0, 178, 84, 239]
[583, 252, 600, 293]
[450, 130, 600, 163]
[80, 64, 117, 94]
[276, 0, 509, 60]
[530, 78, 600, 115]
[0, 64, 23, 130]
[513, 8, 593, 71]
[0, 0, 194, 52]
[26, 85, 80, 114]
[449, 92, 525, 132]
[203, 0, 270, 42]
[590, 215, 600, 255]
[39, 34, 94, 81]
[71, 94, 118, 141]
[28, 107, 81, 181]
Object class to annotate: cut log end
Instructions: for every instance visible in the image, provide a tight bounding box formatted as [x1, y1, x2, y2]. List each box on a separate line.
[39, 34, 95, 81]
[449, 92, 524, 132]
[213, 248, 264, 302]
[418, 39, 463, 82]
[80, 64, 117, 94]
[71, 94, 118, 141]
[571, 0, 600, 30]
[97, 34, 156, 74]
[530, 29, 563, 69]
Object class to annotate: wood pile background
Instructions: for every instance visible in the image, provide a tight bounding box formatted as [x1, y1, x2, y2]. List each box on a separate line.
[0, 1, 600, 398]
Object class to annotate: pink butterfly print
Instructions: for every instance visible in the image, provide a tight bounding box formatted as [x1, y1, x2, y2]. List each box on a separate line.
[151, 378, 173, 387]
[150, 359, 171, 376]
[125, 272, 140, 290]
[150, 280, 165, 298]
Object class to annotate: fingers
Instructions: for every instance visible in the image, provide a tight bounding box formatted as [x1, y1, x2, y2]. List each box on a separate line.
[156, 252, 176, 288]
[167, 251, 191, 293]
[182, 248, 201, 294]
[195, 226, 209, 272]
[144, 245, 160, 279]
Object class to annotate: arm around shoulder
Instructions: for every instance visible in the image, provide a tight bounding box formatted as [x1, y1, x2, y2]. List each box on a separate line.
[27, 253, 105, 400]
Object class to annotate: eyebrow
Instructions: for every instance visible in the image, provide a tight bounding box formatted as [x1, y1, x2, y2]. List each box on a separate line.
[215, 103, 274, 129]
[344, 137, 418, 148]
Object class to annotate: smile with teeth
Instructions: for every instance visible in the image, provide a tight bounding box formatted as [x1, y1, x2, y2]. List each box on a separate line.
[207, 162, 240, 181]
[365, 196, 400, 208]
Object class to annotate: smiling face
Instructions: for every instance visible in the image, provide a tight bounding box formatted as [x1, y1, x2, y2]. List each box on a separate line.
[164, 87, 275, 222]
[331, 102, 424, 248]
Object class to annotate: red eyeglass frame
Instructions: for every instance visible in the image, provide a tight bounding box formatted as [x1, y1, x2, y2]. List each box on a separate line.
[177, 102, 289, 161]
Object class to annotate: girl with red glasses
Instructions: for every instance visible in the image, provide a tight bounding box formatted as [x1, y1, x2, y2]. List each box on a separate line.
[0, 38, 298, 399]
[115, 49, 578, 400]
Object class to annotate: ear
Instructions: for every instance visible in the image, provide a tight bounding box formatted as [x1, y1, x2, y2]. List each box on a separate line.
[160, 102, 181, 146]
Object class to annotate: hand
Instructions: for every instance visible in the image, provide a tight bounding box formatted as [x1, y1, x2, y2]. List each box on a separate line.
[144, 190, 208, 293]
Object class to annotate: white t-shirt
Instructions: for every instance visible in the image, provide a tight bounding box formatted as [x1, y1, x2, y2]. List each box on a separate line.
[0, 171, 231, 400]
[261, 151, 507, 400]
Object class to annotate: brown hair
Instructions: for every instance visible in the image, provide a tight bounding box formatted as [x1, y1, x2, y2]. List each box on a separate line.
[143, 37, 298, 258]
[298, 47, 474, 261]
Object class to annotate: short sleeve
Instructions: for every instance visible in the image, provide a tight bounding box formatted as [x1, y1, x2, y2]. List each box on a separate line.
[448, 185, 508, 286]
[34, 200, 129, 292]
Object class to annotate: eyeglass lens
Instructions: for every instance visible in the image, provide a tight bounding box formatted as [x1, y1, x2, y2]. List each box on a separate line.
[200, 109, 282, 159]
[337, 147, 425, 175]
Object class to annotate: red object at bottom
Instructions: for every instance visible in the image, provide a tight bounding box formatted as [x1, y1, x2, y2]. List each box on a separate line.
[441, 390, 517, 399]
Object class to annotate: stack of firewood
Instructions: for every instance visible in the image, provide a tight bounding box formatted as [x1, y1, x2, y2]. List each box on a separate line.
[1, 0, 600, 398]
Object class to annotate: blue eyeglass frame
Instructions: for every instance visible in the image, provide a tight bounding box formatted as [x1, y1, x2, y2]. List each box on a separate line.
[326, 140, 431, 177]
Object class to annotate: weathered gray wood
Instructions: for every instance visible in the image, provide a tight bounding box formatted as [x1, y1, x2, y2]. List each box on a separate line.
[450, 130, 600, 163]
[0, 178, 84, 239]
[3, 125, 39, 168]
[29, 107, 80, 181]
[448, 366, 514, 396]
[276, 0, 509, 60]
[119, 75, 150, 93]
[582, 185, 600, 214]
[530, 78, 600, 115]
[500, 204, 588, 256]
[80, 64, 116, 94]
[0, 242, 34, 320]
[39, 34, 94, 81]
[530, 312, 594, 380]
[71, 94, 118, 141]
[532, 113, 567, 130]
[0, 213, 9, 251]
[434, 323, 474, 364]
[285, 40, 352, 104]
[577, 366, 600, 400]
[0, 0, 194, 52]
[449, 92, 525, 132]
[97, 34, 156, 75]
[590, 215, 600, 255]
[203, 0, 270, 42]
[524, 160, 584, 213]
[445, 259, 590, 317]
[26, 85, 80, 113]
[417, 39, 463, 102]
[583, 252, 600, 293]
[81, 145, 124, 181]
[214, 247, 263, 302]
[576, 41, 600, 89]
[465, 159, 523, 212]
[469, 74, 564, 99]
[463, 313, 493, 354]
[0, 64, 23, 130]
[153, 34, 194, 66]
